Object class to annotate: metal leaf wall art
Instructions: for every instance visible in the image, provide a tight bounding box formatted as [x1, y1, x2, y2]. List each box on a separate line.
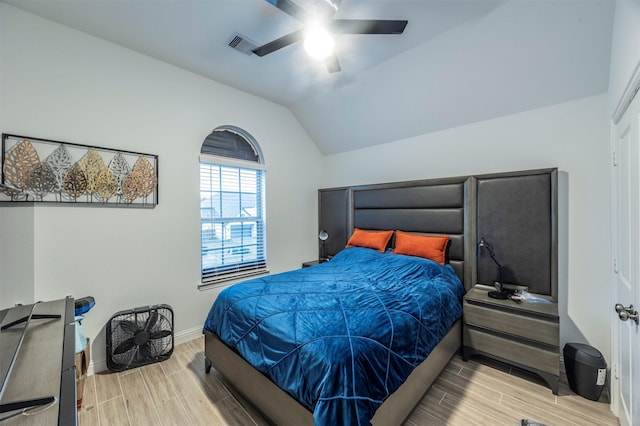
[3, 139, 40, 199]
[108, 152, 131, 202]
[46, 144, 74, 198]
[121, 156, 158, 203]
[1, 134, 158, 207]
[62, 163, 89, 201]
[27, 162, 57, 200]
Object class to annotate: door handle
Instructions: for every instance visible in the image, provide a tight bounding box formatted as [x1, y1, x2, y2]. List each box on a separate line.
[615, 303, 640, 325]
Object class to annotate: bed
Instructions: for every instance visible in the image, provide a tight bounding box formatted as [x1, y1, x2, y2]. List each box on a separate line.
[205, 246, 464, 425]
[203, 176, 472, 426]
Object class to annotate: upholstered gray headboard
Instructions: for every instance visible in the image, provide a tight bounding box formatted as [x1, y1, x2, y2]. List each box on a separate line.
[320, 176, 472, 288]
[474, 169, 558, 299]
[351, 178, 469, 285]
[319, 168, 558, 297]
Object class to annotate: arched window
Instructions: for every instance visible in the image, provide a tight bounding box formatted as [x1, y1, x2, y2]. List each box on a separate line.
[199, 126, 266, 286]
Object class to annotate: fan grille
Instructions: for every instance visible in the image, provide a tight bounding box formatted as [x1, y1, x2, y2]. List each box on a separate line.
[106, 304, 174, 372]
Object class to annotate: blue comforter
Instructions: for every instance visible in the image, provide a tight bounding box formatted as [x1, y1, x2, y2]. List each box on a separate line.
[203, 247, 464, 425]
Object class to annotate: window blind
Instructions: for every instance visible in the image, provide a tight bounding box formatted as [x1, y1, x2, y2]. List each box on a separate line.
[201, 129, 260, 162]
[200, 162, 266, 285]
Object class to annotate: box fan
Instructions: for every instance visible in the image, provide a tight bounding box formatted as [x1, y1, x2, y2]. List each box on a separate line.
[106, 304, 174, 372]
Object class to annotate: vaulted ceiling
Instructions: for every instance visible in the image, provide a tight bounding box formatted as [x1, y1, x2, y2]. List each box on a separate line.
[3, 0, 615, 154]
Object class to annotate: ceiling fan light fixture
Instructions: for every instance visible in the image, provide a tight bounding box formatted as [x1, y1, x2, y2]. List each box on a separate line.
[317, 0, 341, 16]
[253, 0, 408, 71]
[304, 24, 334, 60]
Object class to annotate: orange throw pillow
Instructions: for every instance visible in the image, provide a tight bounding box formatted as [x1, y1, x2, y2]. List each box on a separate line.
[392, 231, 449, 265]
[345, 228, 393, 253]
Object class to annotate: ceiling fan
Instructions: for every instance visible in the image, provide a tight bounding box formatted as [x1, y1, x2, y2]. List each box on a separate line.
[253, 0, 408, 73]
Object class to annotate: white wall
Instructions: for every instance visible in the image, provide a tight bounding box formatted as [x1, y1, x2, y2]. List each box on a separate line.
[322, 94, 612, 361]
[0, 207, 35, 308]
[0, 2, 617, 371]
[0, 5, 323, 371]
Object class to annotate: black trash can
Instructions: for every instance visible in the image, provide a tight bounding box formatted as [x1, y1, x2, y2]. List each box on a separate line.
[563, 343, 607, 401]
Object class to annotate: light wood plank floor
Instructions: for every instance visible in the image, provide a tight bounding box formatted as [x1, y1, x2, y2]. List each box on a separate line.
[79, 337, 619, 426]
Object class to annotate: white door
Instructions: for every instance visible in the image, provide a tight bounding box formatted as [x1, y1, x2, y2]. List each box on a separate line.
[612, 87, 640, 426]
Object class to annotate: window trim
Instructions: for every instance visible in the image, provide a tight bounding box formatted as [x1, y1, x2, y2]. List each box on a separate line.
[198, 154, 266, 171]
[202, 124, 266, 165]
[198, 127, 267, 288]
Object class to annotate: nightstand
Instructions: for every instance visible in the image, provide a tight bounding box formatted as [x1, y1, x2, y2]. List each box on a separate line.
[302, 259, 325, 268]
[462, 286, 560, 394]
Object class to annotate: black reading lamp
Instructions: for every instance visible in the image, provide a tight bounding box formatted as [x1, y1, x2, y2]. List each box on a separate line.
[319, 230, 329, 261]
[478, 237, 509, 299]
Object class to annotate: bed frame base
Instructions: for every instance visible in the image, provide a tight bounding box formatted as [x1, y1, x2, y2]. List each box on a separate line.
[204, 320, 461, 426]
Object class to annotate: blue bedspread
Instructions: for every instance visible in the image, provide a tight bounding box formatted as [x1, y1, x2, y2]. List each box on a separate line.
[203, 247, 464, 425]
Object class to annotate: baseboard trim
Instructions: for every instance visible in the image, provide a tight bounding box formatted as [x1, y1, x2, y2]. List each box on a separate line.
[88, 326, 203, 375]
[175, 326, 204, 345]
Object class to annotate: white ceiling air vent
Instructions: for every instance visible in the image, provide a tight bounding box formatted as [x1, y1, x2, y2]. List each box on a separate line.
[227, 33, 258, 56]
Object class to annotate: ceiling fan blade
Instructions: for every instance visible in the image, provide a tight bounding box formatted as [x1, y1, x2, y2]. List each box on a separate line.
[265, 0, 307, 22]
[330, 19, 408, 35]
[325, 54, 341, 73]
[252, 30, 304, 56]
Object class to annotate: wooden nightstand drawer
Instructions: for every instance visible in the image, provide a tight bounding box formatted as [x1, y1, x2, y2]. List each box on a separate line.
[464, 300, 559, 347]
[464, 326, 559, 376]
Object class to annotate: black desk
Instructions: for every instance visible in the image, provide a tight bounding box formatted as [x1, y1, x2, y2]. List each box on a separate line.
[0, 298, 76, 425]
